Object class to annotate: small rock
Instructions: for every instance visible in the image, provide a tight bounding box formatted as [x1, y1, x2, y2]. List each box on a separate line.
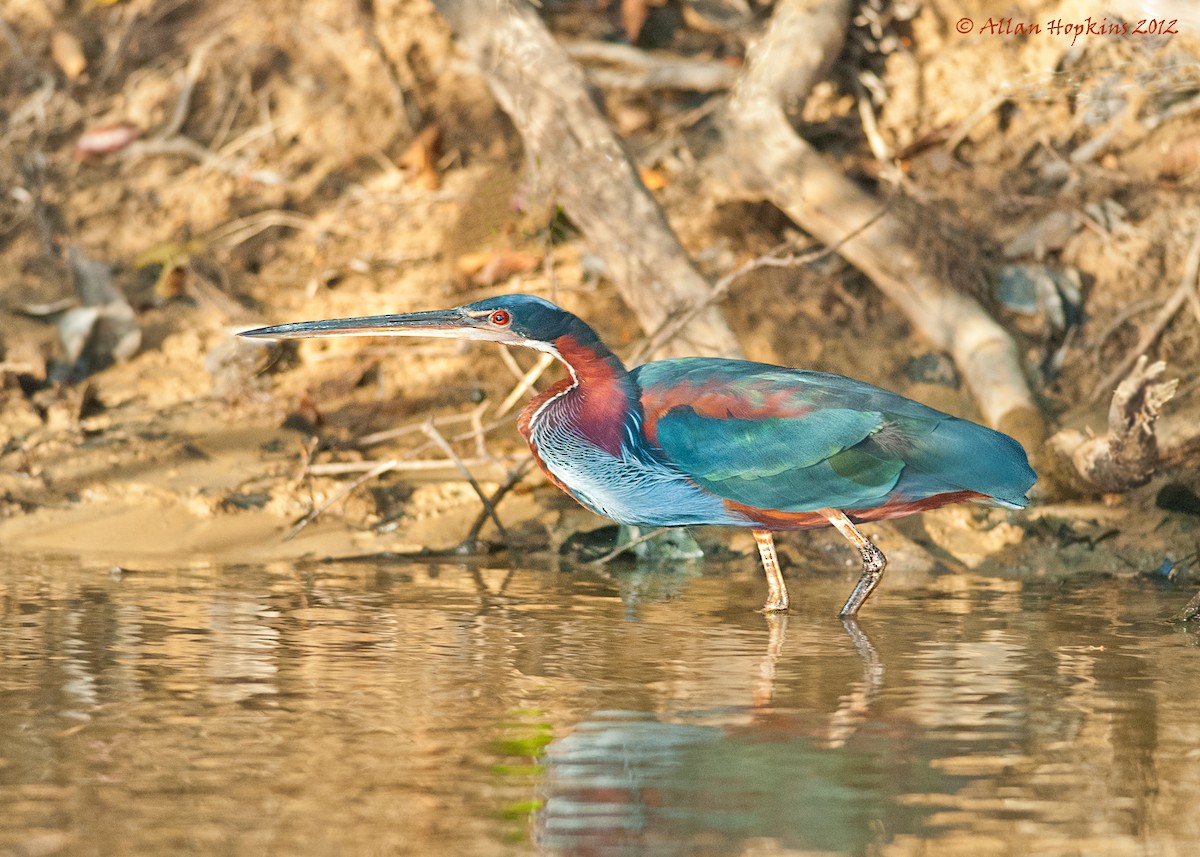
[921, 505, 1025, 569]
[904, 352, 959, 388]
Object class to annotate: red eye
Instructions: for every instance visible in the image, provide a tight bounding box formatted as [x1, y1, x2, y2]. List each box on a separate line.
[489, 310, 511, 327]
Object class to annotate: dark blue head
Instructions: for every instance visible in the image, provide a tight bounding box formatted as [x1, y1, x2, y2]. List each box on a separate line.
[239, 293, 612, 358]
[461, 294, 609, 350]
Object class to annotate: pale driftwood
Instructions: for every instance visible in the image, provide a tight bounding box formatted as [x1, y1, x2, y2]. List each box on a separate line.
[564, 41, 738, 92]
[432, 0, 743, 360]
[707, 0, 1044, 447]
[1047, 358, 1179, 495]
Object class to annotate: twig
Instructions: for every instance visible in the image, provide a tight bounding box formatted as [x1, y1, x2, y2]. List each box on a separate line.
[1091, 224, 1200, 401]
[854, 77, 891, 163]
[459, 456, 535, 548]
[588, 526, 670, 565]
[356, 410, 476, 447]
[564, 41, 738, 92]
[285, 457, 399, 541]
[1070, 94, 1140, 164]
[1091, 296, 1161, 361]
[1144, 90, 1200, 131]
[469, 402, 490, 458]
[496, 351, 555, 417]
[208, 210, 321, 249]
[122, 135, 213, 163]
[307, 454, 516, 476]
[209, 72, 248, 152]
[421, 420, 508, 539]
[292, 435, 319, 482]
[582, 64, 738, 94]
[629, 228, 870, 364]
[157, 34, 221, 141]
[945, 91, 1010, 154]
[211, 123, 277, 165]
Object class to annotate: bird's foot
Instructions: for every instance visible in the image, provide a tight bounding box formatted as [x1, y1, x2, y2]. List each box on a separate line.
[760, 595, 790, 613]
[838, 543, 887, 617]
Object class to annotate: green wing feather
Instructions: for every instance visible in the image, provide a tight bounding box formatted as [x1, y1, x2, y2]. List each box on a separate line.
[636, 358, 1036, 513]
[654, 407, 904, 512]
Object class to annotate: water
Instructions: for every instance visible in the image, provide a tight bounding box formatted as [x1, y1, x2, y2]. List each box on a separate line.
[1, 555, 1198, 856]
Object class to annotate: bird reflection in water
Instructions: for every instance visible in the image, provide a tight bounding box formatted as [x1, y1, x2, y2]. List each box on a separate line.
[534, 617, 889, 857]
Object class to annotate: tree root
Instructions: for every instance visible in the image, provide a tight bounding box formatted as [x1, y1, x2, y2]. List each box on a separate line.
[431, 0, 1043, 445]
[705, 0, 1043, 447]
[1047, 358, 1179, 495]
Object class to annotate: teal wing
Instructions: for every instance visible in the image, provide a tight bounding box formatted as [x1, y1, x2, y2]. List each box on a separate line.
[634, 358, 1036, 513]
[654, 407, 904, 511]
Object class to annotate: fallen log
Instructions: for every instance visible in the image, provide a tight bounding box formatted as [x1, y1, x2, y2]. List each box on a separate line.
[431, 0, 743, 360]
[706, 0, 1044, 448]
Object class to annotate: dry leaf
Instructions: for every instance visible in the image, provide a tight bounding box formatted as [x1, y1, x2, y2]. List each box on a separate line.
[398, 125, 443, 191]
[639, 166, 668, 190]
[51, 30, 87, 81]
[75, 123, 141, 159]
[621, 0, 650, 41]
[456, 249, 540, 286]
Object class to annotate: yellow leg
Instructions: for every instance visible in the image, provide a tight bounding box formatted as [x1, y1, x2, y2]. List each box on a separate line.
[820, 509, 888, 617]
[753, 529, 790, 612]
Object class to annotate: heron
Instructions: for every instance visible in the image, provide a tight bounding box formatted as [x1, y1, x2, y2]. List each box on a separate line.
[241, 294, 1035, 615]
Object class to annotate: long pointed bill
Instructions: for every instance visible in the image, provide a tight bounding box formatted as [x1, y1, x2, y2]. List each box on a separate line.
[238, 308, 520, 345]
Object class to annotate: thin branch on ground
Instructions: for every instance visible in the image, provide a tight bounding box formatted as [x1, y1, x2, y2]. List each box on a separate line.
[588, 526, 671, 565]
[1091, 224, 1200, 401]
[421, 420, 508, 539]
[1091, 297, 1161, 362]
[1070, 93, 1142, 165]
[306, 454, 522, 476]
[157, 34, 221, 140]
[944, 90, 1010, 154]
[459, 456, 535, 549]
[285, 457, 399, 541]
[564, 52, 734, 92]
[853, 78, 891, 164]
[629, 223, 877, 364]
[356, 410, 477, 448]
[564, 41, 739, 92]
[208, 211, 322, 250]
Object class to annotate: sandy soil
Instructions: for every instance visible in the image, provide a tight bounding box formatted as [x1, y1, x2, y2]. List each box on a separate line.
[0, 0, 1197, 591]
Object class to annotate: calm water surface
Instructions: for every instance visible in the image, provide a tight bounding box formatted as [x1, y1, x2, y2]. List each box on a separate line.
[1, 554, 1197, 856]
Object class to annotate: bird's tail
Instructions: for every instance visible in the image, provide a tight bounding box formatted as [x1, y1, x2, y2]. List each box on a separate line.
[901, 416, 1037, 508]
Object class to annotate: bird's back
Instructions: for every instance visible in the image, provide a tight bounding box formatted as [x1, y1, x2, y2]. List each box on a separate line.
[632, 358, 1035, 525]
